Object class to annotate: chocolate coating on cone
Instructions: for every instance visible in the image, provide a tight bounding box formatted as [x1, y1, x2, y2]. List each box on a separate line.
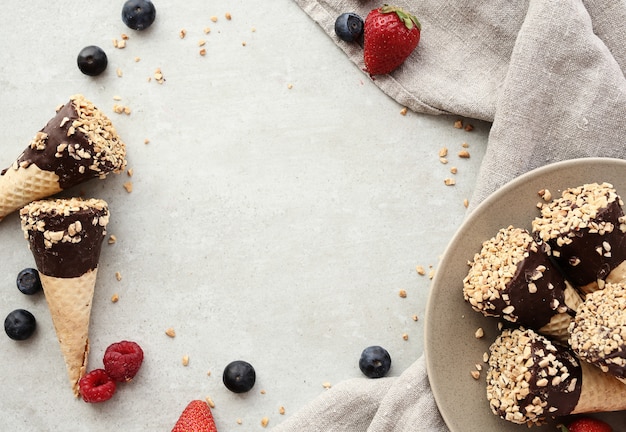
[1, 94, 126, 189]
[463, 226, 570, 329]
[20, 198, 109, 278]
[487, 328, 582, 426]
[532, 182, 626, 287]
[569, 282, 626, 381]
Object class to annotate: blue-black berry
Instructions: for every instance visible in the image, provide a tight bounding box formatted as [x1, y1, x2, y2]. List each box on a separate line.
[359, 345, 391, 378]
[223, 360, 256, 393]
[4, 309, 37, 341]
[77, 46, 108, 76]
[122, 0, 157, 31]
[16, 268, 42, 295]
[334, 12, 364, 43]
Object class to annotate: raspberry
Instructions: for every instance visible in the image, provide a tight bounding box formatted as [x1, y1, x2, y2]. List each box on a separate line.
[79, 369, 116, 403]
[103, 340, 144, 382]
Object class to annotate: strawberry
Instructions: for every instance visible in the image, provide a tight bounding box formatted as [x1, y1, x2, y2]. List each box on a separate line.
[363, 5, 421, 76]
[558, 417, 613, 432]
[172, 400, 218, 432]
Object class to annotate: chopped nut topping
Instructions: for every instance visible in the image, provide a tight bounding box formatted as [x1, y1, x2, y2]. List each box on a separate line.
[416, 265, 426, 275]
[399, 289, 407, 298]
[400, 107, 408, 116]
[205, 396, 215, 408]
[470, 370, 480, 380]
[475, 327, 484, 339]
[165, 327, 176, 338]
[261, 417, 269, 428]
[438, 147, 448, 158]
[123, 181, 133, 193]
[453, 120, 463, 129]
[111, 293, 119, 303]
[458, 150, 470, 158]
[279, 406, 286, 415]
[182, 355, 189, 366]
[444, 178, 455, 186]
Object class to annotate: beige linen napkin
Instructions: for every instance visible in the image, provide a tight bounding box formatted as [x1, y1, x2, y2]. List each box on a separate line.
[276, 0, 626, 430]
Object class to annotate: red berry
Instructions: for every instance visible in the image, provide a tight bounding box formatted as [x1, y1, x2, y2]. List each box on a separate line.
[103, 340, 144, 382]
[559, 417, 613, 432]
[79, 369, 116, 403]
[363, 5, 421, 76]
[172, 400, 218, 432]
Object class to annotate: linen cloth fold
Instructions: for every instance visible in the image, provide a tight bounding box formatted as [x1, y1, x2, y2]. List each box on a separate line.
[275, 0, 626, 430]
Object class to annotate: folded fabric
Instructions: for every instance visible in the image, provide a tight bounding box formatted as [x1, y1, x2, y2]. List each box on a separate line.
[276, 0, 626, 430]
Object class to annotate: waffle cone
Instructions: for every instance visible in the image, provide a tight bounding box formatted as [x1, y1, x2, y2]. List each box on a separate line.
[0, 164, 61, 221]
[40, 269, 97, 397]
[538, 283, 582, 342]
[572, 360, 626, 414]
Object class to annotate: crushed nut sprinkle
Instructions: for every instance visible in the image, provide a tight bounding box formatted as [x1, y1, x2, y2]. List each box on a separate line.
[486, 327, 581, 425]
[463, 226, 536, 322]
[569, 282, 626, 378]
[458, 150, 470, 158]
[533, 183, 623, 241]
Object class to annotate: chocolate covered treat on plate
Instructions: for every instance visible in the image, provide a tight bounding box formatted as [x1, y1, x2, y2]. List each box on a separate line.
[487, 327, 626, 426]
[20, 197, 109, 397]
[463, 226, 581, 342]
[532, 182, 626, 293]
[569, 282, 626, 384]
[0, 94, 126, 221]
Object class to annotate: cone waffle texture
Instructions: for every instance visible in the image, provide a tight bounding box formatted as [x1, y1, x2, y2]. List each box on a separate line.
[538, 283, 582, 342]
[40, 270, 97, 397]
[572, 361, 626, 414]
[0, 164, 61, 221]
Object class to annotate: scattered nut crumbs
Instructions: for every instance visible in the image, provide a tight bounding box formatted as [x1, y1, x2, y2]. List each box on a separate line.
[260, 389, 266, 395]
[475, 327, 484, 339]
[251, 27, 256, 32]
[412, 314, 419, 321]
[416, 265, 426, 275]
[205, 396, 215, 408]
[463, 198, 469, 208]
[462, 142, 469, 148]
[207, 370, 211, 376]
[483, 352, 489, 362]
[113, 38, 126, 49]
[198, 39, 206, 47]
[444, 178, 456, 186]
[454, 119, 463, 129]
[121, 33, 129, 40]
[458, 150, 470, 158]
[439, 157, 448, 164]
[210, 15, 218, 22]
[225, 12, 232, 20]
[200, 48, 207, 56]
[203, 26, 211, 34]
[438, 147, 448, 157]
[400, 107, 408, 116]
[464, 124, 474, 132]
[179, 29, 187, 39]
[115, 271, 122, 281]
[399, 289, 407, 298]
[116, 68, 123, 77]
[450, 166, 458, 174]
[123, 181, 133, 193]
[111, 293, 119, 303]
[144, 138, 150, 144]
[279, 406, 285, 415]
[475, 363, 482, 371]
[241, 41, 247, 46]
[470, 370, 480, 380]
[402, 333, 409, 340]
[261, 417, 269, 428]
[287, 83, 293, 89]
[113, 104, 131, 115]
[113, 95, 122, 101]
[165, 327, 176, 338]
[428, 268, 435, 279]
[538, 188, 552, 201]
[108, 234, 117, 244]
[236, 419, 243, 425]
[182, 355, 189, 366]
[322, 382, 332, 389]
[154, 68, 165, 84]
[127, 168, 133, 177]
[134, 56, 141, 62]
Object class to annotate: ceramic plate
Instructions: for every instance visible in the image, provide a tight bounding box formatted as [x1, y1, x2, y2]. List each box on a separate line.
[425, 157, 626, 431]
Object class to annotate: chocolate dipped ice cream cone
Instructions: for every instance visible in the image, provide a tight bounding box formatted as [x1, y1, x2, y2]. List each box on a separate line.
[569, 282, 626, 384]
[487, 327, 626, 426]
[463, 226, 581, 342]
[20, 197, 109, 396]
[532, 182, 626, 294]
[0, 94, 126, 221]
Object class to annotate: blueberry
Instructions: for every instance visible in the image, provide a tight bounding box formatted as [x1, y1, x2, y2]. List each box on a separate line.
[4, 309, 37, 341]
[222, 360, 256, 393]
[334, 12, 364, 43]
[77, 46, 108, 76]
[16, 268, 42, 295]
[359, 346, 391, 378]
[122, 0, 157, 31]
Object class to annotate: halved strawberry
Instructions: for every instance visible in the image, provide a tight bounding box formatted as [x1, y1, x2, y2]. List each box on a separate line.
[172, 400, 218, 432]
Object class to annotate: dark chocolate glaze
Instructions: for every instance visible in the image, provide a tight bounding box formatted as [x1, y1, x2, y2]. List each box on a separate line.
[515, 340, 582, 418]
[25, 207, 107, 278]
[1, 100, 115, 188]
[539, 200, 626, 286]
[505, 241, 569, 328]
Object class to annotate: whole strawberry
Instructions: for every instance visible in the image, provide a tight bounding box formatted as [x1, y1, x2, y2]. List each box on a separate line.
[558, 417, 613, 432]
[363, 5, 421, 76]
[172, 400, 218, 432]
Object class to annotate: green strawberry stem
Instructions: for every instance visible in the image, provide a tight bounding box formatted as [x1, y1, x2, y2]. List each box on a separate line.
[556, 424, 569, 432]
[380, 4, 421, 31]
